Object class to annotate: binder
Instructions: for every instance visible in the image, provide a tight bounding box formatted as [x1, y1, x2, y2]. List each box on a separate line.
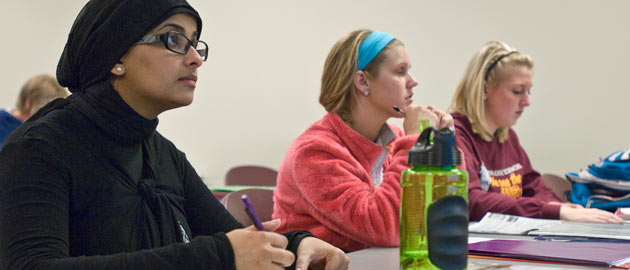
[469, 239, 630, 268]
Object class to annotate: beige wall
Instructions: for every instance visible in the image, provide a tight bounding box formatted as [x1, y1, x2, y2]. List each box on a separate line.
[2, 1, 628, 186]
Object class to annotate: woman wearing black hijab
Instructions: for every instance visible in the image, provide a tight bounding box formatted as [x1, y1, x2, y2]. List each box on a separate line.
[0, 1, 349, 269]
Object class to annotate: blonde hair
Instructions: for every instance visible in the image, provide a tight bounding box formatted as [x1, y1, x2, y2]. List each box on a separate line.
[449, 41, 533, 143]
[319, 29, 403, 123]
[16, 74, 68, 116]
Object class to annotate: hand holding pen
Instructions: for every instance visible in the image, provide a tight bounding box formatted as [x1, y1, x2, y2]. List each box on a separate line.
[225, 195, 295, 269]
[230, 194, 350, 270]
[394, 105, 453, 135]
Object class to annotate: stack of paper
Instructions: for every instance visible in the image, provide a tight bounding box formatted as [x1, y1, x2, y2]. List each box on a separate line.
[469, 212, 561, 235]
[470, 212, 630, 241]
[531, 221, 630, 240]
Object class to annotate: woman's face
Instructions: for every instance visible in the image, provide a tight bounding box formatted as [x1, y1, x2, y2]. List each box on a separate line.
[485, 65, 532, 133]
[365, 45, 418, 118]
[112, 13, 203, 119]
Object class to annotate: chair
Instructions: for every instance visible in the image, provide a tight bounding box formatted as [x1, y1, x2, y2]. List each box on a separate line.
[220, 188, 275, 227]
[541, 173, 572, 202]
[224, 165, 278, 186]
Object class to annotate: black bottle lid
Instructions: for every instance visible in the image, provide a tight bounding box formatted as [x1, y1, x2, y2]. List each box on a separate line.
[408, 127, 462, 167]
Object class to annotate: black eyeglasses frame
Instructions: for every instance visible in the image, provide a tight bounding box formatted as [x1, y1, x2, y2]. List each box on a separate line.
[136, 31, 208, 62]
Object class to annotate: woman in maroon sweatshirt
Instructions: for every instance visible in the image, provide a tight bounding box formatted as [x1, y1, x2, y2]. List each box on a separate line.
[449, 41, 622, 223]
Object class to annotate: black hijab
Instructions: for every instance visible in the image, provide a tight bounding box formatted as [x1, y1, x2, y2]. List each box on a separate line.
[57, 0, 202, 93]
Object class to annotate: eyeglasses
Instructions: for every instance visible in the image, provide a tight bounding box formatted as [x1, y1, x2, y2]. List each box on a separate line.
[136, 31, 208, 61]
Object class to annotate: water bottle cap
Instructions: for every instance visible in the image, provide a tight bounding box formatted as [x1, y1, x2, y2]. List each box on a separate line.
[407, 127, 462, 167]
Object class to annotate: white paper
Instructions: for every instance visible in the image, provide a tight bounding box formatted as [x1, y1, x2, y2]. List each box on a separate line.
[617, 207, 630, 215]
[469, 212, 561, 235]
[530, 221, 630, 240]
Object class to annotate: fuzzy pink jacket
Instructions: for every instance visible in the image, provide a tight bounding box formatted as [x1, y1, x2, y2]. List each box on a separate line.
[272, 113, 417, 252]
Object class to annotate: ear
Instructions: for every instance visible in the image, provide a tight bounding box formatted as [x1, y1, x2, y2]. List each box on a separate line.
[110, 61, 125, 76]
[23, 99, 33, 119]
[353, 71, 369, 94]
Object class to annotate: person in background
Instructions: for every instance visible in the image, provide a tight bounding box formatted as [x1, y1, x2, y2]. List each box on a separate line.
[0, 0, 349, 269]
[0, 74, 67, 146]
[449, 40, 623, 223]
[273, 29, 454, 252]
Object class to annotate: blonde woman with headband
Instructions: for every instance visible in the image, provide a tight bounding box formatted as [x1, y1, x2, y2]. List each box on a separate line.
[273, 29, 453, 252]
[449, 41, 623, 223]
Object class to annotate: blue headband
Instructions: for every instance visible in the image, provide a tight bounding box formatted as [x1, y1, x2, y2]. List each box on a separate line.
[357, 31, 395, 70]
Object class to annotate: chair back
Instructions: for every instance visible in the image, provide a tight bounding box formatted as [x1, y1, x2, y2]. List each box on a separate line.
[542, 173, 571, 201]
[221, 188, 275, 227]
[225, 165, 278, 186]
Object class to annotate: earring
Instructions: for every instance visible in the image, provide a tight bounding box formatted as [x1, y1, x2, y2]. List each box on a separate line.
[363, 89, 370, 97]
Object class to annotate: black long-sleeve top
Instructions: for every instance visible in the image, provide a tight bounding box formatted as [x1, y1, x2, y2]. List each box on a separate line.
[0, 82, 310, 269]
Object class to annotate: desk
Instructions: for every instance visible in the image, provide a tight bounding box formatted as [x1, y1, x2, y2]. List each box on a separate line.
[347, 237, 612, 270]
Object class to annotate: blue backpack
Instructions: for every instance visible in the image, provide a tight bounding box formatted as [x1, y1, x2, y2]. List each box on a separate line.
[566, 148, 630, 210]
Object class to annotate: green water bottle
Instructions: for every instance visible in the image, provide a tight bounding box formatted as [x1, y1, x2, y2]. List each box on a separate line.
[400, 127, 469, 270]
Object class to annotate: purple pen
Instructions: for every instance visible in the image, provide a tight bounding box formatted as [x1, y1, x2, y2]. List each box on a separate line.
[241, 194, 265, 231]
[393, 106, 406, 116]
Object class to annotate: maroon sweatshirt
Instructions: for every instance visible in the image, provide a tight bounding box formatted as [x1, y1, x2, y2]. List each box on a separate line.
[452, 113, 562, 221]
